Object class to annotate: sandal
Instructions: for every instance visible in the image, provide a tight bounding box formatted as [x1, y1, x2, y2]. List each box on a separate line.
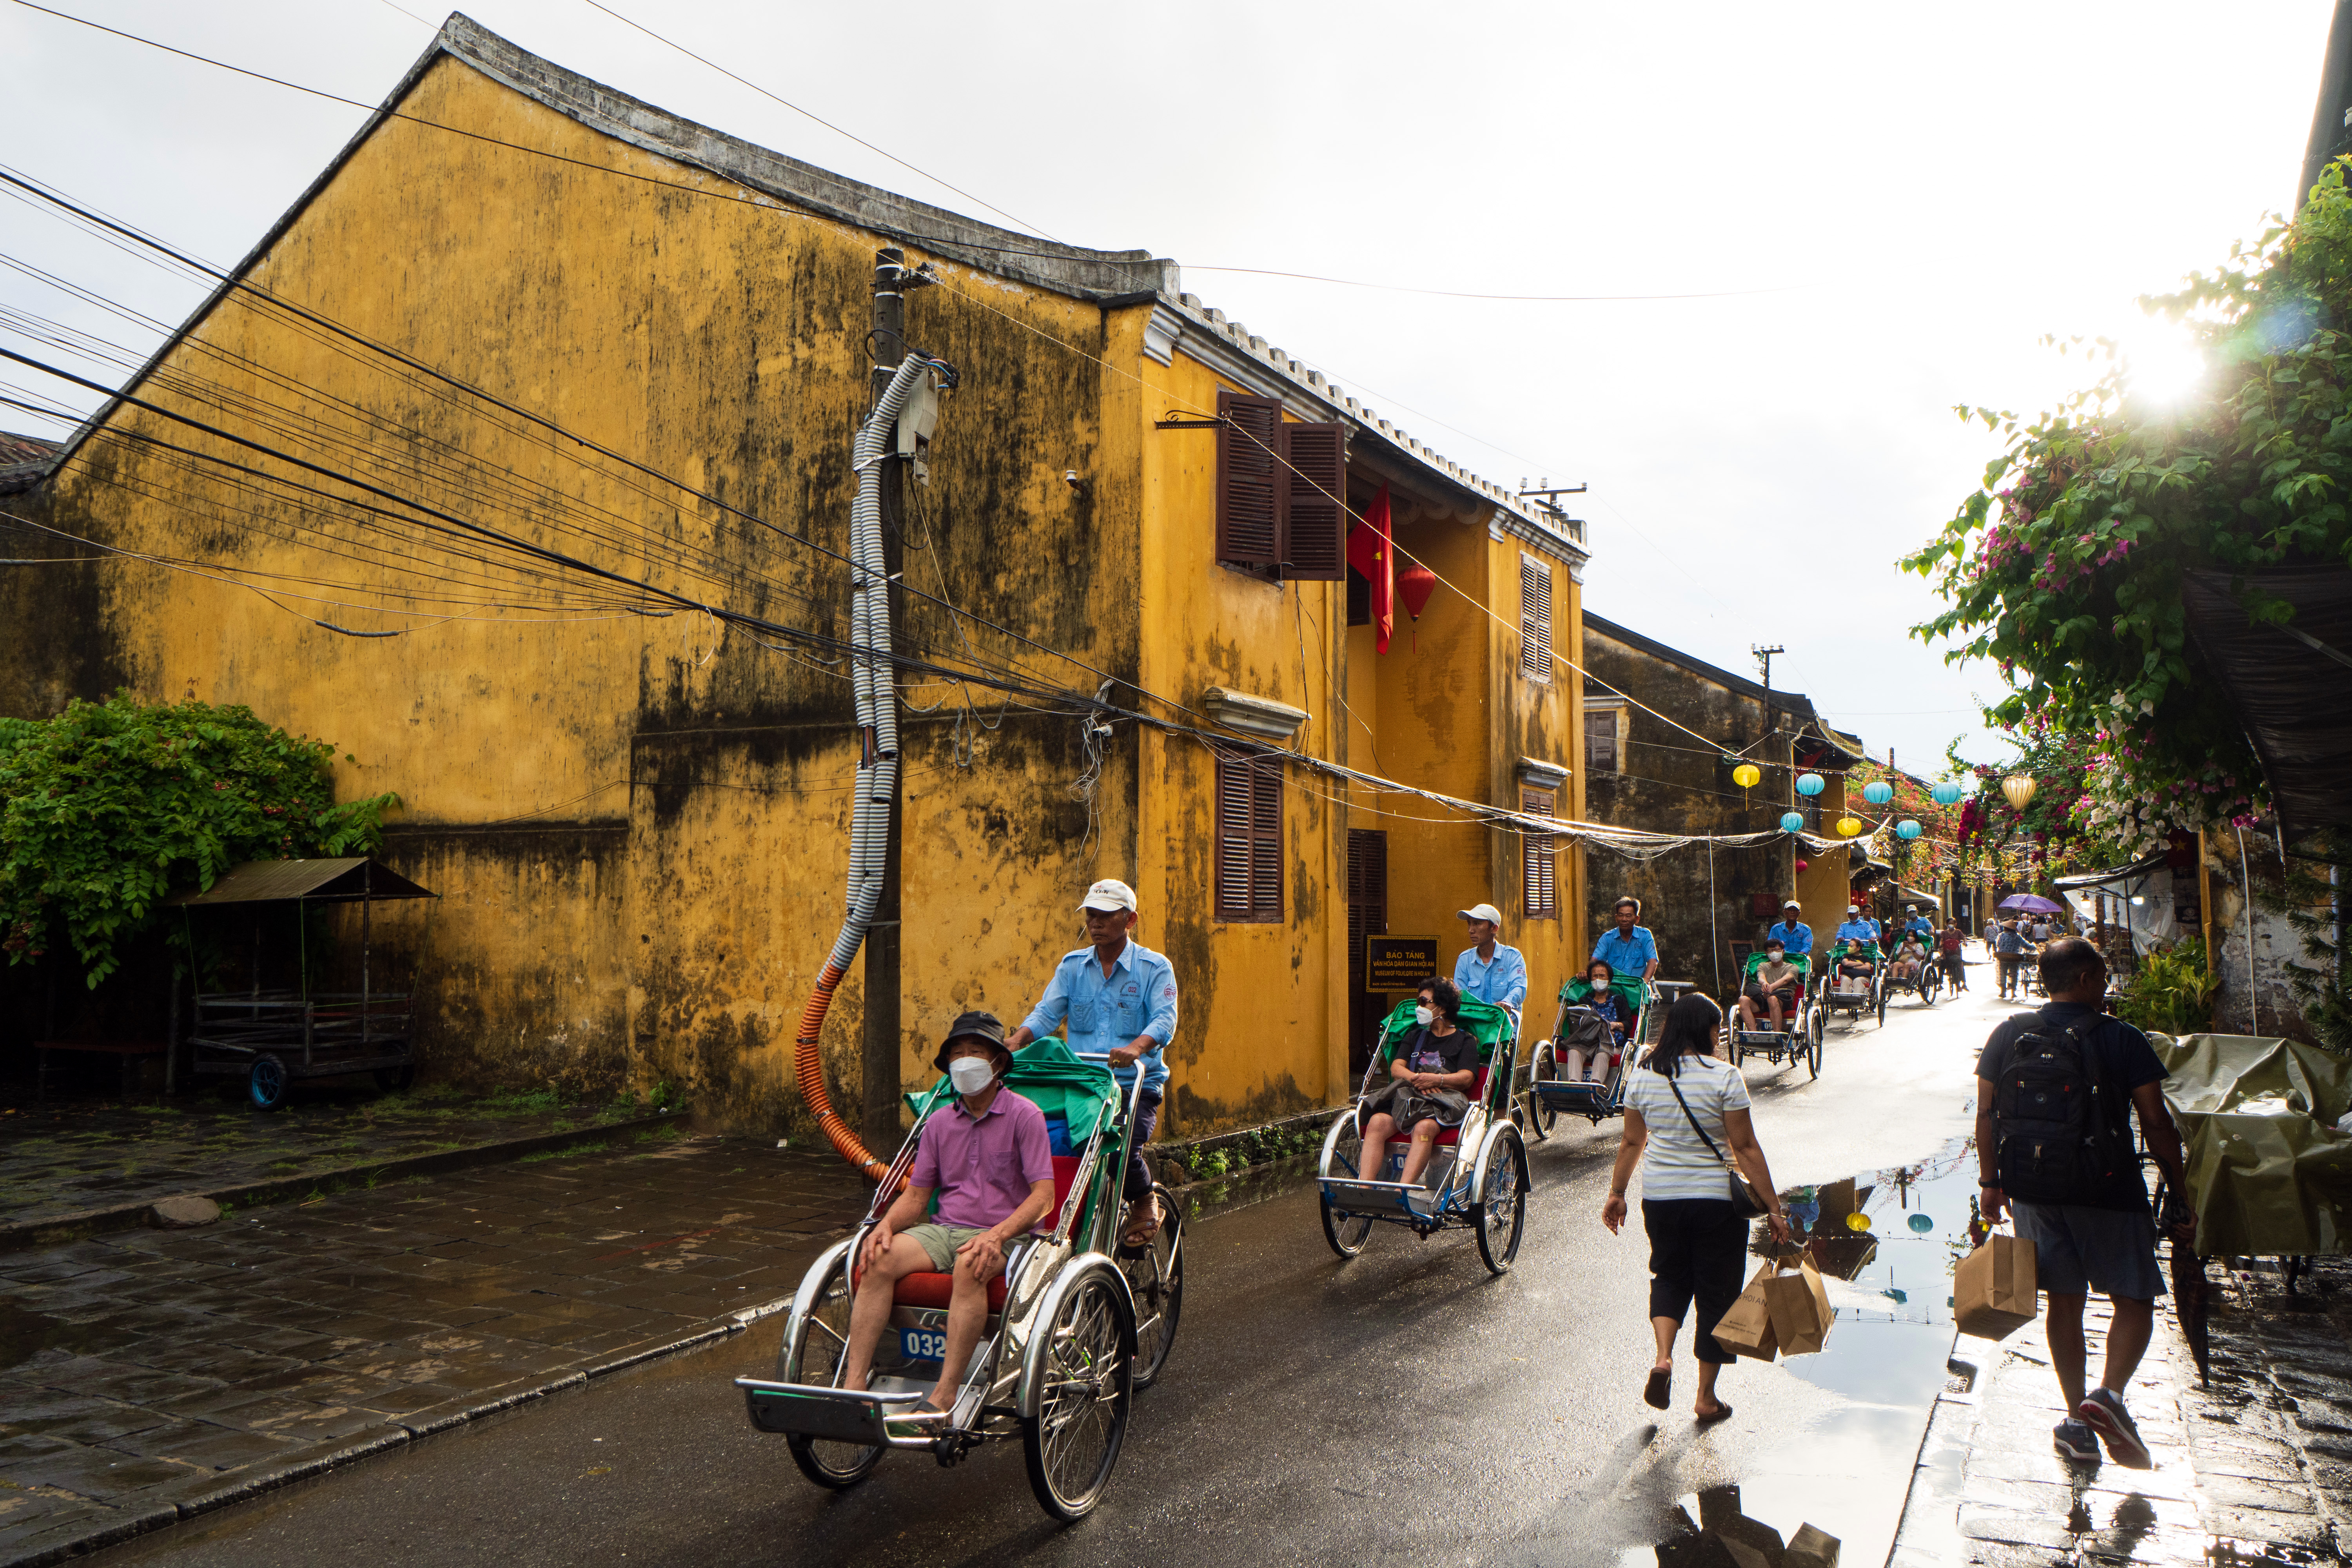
[1643, 1367, 1671, 1410]
[1120, 1196, 1162, 1249]
[1695, 1401, 1734, 1425]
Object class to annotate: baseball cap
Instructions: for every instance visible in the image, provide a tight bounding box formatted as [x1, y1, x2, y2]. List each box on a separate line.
[1782, 898, 1801, 910]
[1458, 902, 1504, 925]
[1846, 904, 1861, 914]
[1078, 878, 1138, 913]
[932, 1009, 1009, 1070]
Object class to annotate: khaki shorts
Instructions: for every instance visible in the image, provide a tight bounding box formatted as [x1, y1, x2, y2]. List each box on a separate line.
[901, 1222, 990, 1273]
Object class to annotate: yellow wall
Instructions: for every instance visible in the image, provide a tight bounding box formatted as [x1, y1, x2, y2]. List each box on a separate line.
[1795, 776, 1855, 934]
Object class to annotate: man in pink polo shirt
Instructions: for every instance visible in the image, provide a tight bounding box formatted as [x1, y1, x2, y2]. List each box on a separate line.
[842, 1010, 1056, 1418]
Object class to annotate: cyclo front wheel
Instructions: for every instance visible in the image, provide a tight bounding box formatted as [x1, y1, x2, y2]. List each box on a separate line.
[1320, 1110, 1375, 1259]
[1473, 1126, 1529, 1275]
[781, 1249, 885, 1490]
[1527, 1045, 1558, 1140]
[1122, 1183, 1184, 1391]
[1022, 1261, 1135, 1521]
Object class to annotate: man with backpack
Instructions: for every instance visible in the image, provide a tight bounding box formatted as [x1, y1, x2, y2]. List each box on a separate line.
[1976, 938, 2189, 1469]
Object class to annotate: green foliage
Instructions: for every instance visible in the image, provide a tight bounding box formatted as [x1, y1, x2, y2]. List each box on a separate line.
[1907, 159, 2352, 828]
[2255, 828, 2352, 1052]
[0, 692, 399, 985]
[2114, 940, 2220, 1036]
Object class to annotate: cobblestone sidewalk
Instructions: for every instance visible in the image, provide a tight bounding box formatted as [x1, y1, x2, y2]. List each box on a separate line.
[0, 1132, 871, 1566]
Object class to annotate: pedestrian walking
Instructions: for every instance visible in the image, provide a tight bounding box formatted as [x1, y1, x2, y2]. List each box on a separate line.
[1977, 938, 2191, 1468]
[1939, 920, 1969, 992]
[1994, 918, 2033, 1000]
[1602, 993, 1793, 1423]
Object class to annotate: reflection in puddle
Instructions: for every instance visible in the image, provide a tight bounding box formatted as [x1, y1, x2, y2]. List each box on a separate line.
[1639, 1136, 1983, 1568]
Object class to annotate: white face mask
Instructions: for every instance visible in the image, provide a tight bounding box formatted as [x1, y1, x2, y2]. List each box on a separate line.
[1414, 1005, 1435, 1027]
[948, 1056, 997, 1096]
[1766, 950, 1784, 964]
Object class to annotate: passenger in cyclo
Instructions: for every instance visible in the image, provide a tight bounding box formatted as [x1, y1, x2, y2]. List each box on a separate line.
[1890, 932, 1930, 984]
[1359, 976, 1482, 1189]
[1737, 940, 1804, 1033]
[1563, 958, 1632, 1081]
[1830, 938, 1881, 996]
[842, 1011, 1057, 1417]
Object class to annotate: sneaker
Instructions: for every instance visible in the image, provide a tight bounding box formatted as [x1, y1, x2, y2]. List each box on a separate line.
[2053, 1418, 2102, 1463]
[2076, 1389, 2152, 1468]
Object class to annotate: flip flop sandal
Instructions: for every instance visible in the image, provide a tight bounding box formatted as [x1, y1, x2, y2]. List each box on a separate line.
[1643, 1368, 1672, 1410]
[1695, 1403, 1734, 1425]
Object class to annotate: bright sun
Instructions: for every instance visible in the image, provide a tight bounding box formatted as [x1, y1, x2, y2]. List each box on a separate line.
[2116, 325, 2207, 406]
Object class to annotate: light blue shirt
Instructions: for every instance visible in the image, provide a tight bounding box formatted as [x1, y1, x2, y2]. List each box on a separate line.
[1591, 925, 1659, 978]
[1835, 919, 1877, 944]
[1453, 943, 1528, 1013]
[1020, 940, 1177, 1096]
[1765, 920, 1813, 956]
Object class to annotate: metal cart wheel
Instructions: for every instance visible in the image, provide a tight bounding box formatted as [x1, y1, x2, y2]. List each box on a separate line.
[1021, 1261, 1135, 1521]
[1121, 1185, 1183, 1392]
[1877, 985, 1889, 1029]
[781, 1250, 886, 1490]
[248, 1053, 289, 1111]
[1527, 1045, 1558, 1141]
[1807, 1022, 1823, 1079]
[1473, 1126, 1529, 1276]
[1319, 1111, 1376, 1259]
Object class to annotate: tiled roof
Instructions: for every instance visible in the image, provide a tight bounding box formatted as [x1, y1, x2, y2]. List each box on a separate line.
[0, 431, 59, 466]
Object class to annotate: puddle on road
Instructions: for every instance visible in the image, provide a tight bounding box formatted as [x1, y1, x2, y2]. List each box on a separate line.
[1625, 1136, 1984, 1568]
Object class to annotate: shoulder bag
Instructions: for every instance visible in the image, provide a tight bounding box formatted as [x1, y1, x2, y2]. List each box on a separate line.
[1665, 1065, 1766, 1219]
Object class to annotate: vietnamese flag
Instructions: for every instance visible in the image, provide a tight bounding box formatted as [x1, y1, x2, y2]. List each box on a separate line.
[1345, 483, 1395, 653]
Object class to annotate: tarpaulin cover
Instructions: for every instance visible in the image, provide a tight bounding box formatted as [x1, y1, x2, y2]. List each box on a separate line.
[2181, 566, 2352, 842]
[2157, 1033, 2352, 1256]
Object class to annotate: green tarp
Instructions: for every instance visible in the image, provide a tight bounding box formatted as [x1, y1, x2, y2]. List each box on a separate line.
[2157, 1033, 2352, 1257]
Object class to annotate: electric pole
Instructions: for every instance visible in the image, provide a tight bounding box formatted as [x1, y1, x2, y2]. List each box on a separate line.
[863, 247, 910, 1158]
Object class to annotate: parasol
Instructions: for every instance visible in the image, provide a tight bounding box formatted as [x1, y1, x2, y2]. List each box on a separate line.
[1998, 893, 2064, 915]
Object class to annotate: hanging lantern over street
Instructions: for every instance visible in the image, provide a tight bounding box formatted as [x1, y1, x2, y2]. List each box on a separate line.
[1397, 563, 1439, 621]
[2001, 773, 2038, 811]
[1862, 780, 1894, 806]
[1795, 859, 1809, 872]
[1907, 1212, 1935, 1234]
[1836, 816, 1863, 837]
[1733, 763, 1761, 789]
[1931, 780, 1965, 806]
[1779, 811, 1805, 832]
[1896, 819, 1922, 840]
[1796, 773, 1826, 797]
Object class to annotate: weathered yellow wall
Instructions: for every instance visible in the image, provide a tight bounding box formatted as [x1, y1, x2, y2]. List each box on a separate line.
[1490, 529, 1583, 1014]
[1796, 776, 1856, 932]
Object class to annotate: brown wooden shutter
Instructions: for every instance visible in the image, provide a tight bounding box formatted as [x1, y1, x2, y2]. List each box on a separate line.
[1521, 788, 1558, 918]
[1215, 390, 1282, 568]
[1280, 421, 1347, 580]
[1519, 555, 1553, 681]
[1214, 747, 1284, 922]
[1585, 710, 1618, 773]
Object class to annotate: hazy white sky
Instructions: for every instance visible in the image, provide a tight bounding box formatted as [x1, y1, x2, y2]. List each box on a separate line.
[0, 0, 2333, 775]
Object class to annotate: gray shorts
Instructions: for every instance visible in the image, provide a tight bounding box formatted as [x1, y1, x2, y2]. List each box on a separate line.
[2011, 1201, 2165, 1300]
[900, 1222, 989, 1273]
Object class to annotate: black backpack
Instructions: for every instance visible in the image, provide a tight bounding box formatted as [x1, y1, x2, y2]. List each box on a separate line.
[1993, 1015, 2132, 1204]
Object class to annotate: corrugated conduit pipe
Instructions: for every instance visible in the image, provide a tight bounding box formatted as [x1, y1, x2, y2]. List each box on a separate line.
[793, 355, 931, 1183]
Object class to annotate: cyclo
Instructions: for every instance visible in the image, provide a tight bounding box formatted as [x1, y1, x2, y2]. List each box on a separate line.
[1822, 938, 1888, 1029]
[1316, 996, 1530, 1273]
[1725, 950, 1822, 1076]
[736, 1041, 1183, 1521]
[1526, 973, 1685, 1133]
[1880, 937, 1944, 1007]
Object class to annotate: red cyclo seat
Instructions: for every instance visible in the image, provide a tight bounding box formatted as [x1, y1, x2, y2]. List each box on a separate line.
[886, 1154, 1083, 1310]
[1371, 1067, 1489, 1150]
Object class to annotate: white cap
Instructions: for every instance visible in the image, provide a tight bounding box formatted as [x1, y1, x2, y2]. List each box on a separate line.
[1458, 902, 1504, 926]
[1847, 904, 1861, 914]
[1078, 878, 1138, 913]
[1782, 898, 1801, 909]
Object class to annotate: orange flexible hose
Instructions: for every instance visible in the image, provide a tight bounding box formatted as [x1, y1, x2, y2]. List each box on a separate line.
[793, 959, 890, 1183]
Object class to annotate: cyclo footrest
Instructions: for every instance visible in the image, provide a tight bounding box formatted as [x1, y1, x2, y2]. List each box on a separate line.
[736, 1378, 926, 1445]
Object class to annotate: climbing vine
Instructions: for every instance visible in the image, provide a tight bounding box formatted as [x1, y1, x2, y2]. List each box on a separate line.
[0, 693, 399, 985]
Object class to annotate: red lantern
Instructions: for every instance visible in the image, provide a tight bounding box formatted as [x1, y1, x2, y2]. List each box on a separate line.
[1398, 563, 1438, 621]
[1795, 859, 1808, 873]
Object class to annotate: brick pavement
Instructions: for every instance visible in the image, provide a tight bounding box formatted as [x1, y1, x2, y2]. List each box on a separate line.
[0, 1132, 871, 1566]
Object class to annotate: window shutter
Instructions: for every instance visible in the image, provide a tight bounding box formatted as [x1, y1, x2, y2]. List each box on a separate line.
[1521, 788, 1558, 918]
[1214, 747, 1284, 922]
[1279, 421, 1347, 580]
[1216, 390, 1282, 568]
[1519, 555, 1553, 681]
[1584, 710, 1617, 773]
[1249, 755, 1284, 920]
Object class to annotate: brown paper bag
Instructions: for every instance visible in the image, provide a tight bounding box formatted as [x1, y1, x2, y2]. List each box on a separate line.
[1953, 1231, 2038, 1339]
[1764, 1253, 1836, 1356]
[1711, 1260, 1781, 1361]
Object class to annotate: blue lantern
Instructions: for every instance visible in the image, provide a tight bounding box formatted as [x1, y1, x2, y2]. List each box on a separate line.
[1780, 811, 1804, 832]
[1863, 780, 1894, 806]
[1795, 773, 1826, 797]
[1907, 1212, 1934, 1234]
[1896, 819, 1922, 840]
[1931, 780, 1965, 806]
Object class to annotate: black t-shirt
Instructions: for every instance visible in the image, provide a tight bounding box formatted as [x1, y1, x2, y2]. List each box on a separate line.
[1975, 1003, 2167, 1210]
[1398, 1025, 1482, 1082]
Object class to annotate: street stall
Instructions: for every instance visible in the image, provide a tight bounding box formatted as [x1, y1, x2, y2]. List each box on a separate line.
[2053, 851, 2183, 974]
[167, 857, 436, 1109]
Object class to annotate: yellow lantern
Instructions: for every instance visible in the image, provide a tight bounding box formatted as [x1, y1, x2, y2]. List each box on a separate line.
[1836, 816, 1863, 837]
[2001, 773, 2038, 811]
[1732, 763, 1761, 789]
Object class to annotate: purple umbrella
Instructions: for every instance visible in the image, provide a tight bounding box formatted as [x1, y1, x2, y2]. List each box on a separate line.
[1999, 893, 2064, 915]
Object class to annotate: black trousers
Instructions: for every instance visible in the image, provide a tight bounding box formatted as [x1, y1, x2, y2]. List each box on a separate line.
[1127, 1091, 1163, 1201]
[1642, 1198, 1746, 1365]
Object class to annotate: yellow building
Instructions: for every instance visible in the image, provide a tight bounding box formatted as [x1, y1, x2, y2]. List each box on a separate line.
[0, 17, 1588, 1139]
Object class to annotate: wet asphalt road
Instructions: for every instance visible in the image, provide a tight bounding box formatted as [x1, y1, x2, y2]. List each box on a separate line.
[93, 976, 2028, 1568]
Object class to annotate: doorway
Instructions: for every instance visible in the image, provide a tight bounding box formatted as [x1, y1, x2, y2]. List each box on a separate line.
[1347, 829, 1388, 1078]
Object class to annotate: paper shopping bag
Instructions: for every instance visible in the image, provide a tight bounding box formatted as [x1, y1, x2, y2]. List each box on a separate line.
[1953, 1232, 2038, 1340]
[1710, 1260, 1780, 1361]
[1763, 1253, 1836, 1356]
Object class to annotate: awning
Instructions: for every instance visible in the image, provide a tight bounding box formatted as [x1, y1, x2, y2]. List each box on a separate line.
[2053, 850, 2169, 892]
[2182, 566, 2352, 842]
[1893, 883, 1943, 906]
[166, 858, 435, 905]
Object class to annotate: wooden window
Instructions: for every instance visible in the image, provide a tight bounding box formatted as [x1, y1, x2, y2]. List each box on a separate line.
[1214, 748, 1284, 922]
[1519, 554, 1553, 681]
[1214, 390, 1347, 581]
[1585, 709, 1619, 773]
[1521, 788, 1558, 919]
[1346, 828, 1389, 1075]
